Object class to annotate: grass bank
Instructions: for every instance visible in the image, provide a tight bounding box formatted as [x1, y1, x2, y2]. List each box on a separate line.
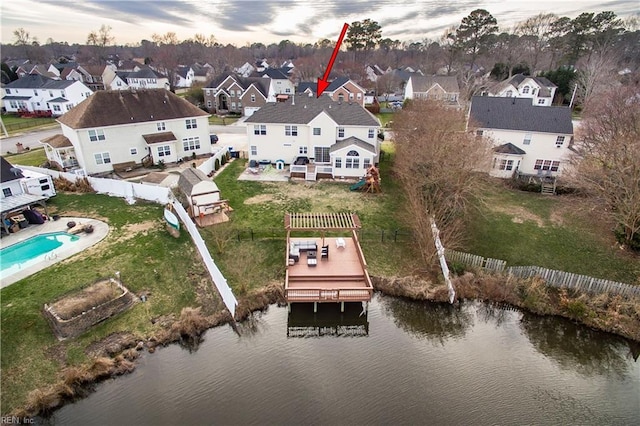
[1, 115, 57, 136]
[4, 147, 48, 167]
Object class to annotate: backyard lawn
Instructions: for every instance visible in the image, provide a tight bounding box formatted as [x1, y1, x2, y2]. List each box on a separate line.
[3, 147, 47, 167]
[1, 114, 57, 136]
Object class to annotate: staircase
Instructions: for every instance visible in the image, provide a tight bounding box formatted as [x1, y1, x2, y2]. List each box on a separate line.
[305, 164, 317, 181]
[541, 179, 556, 195]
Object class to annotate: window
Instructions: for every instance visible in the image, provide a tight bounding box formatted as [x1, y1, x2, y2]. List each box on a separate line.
[231, 102, 236, 109]
[157, 145, 171, 157]
[250, 145, 257, 156]
[299, 146, 307, 155]
[251, 94, 256, 102]
[497, 159, 514, 171]
[65, 104, 72, 111]
[345, 150, 360, 169]
[9, 101, 17, 108]
[476, 130, 484, 137]
[338, 128, 345, 138]
[313, 128, 321, 136]
[538, 98, 545, 105]
[357, 93, 362, 100]
[523, 133, 531, 145]
[349, 93, 354, 99]
[314, 147, 330, 163]
[186, 119, 197, 129]
[157, 122, 166, 131]
[3, 188, 12, 197]
[555, 136, 565, 147]
[285, 88, 291, 93]
[230, 90, 235, 97]
[368, 128, 375, 139]
[334, 158, 342, 168]
[238, 102, 242, 108]
[53, 104, 61, 112]
[338, 94, 345, 102]
[183, 136, 201, 151]
[94, 152, 111, 164]
[522, 86, 530, 94]
[88, 129, 105, 141]
[5, 89, 10, 94]
[206, 90, 211, 96]
[207, 101, 212, 108]
[130, 148, 138, 155]
[253, 125, 266, 135]
[285, 125, 298, 136]
[534, 159, 561, 172]
[363, 158, 371, 169]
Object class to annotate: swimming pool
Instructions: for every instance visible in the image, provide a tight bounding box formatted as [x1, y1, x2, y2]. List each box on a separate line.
[0, 232, 80, 278]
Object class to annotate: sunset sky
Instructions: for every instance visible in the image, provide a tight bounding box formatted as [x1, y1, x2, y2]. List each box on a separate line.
[2, 0, 638, 47]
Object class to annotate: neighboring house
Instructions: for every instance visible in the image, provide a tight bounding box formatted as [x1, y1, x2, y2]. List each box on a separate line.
[483, 73, 557, 106]
[245, 95, 380, 180]
[125, 68, 170, 90]
[469, 96, 573, 178]
[235, 62, 256, 77]
[297, 77, 367, 107]
[110, 73, 130, 90]
[78, 64, 118, 91]
[249, 68, 295, 99]
[404, 75, 460, 106]
[203, 73, 271, 116]
[1, 157, 24, 200]
[40, 89, 211, 175]
[1, 74, 93, 116]
[175, 66, 195, 88]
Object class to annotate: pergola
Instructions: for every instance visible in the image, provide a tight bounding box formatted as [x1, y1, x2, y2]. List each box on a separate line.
[1, 193, 49, 233]
[285, 212, 361, 231]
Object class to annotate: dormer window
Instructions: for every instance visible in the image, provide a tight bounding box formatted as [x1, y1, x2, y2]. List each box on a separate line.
[338, 94, 344, 102]
[522, 86, 530, 94]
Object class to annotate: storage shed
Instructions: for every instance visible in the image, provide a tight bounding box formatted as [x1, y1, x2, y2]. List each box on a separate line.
[178, 168, 229, 226]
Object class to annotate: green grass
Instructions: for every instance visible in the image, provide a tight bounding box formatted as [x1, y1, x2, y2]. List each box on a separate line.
[208, 115, 240, 125]
[1, 114, 57, 136]
[3, 147, 48, 167]
[465, 185, 639, 284]
[376, 112, 394, 127]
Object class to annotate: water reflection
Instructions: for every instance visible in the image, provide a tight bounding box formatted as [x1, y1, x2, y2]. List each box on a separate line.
[521, 312, 635, 378]
[287, 302, 369, 337]
[379, 297, 473, 343]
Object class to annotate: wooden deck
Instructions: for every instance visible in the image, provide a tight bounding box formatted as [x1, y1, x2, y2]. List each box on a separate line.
[285, 237, 373, 303]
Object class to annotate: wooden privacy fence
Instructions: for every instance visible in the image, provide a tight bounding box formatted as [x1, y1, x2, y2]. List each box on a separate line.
[507, 266, 640, 298]
[445, 249, 507, 272]
[444, 249, 639, 299]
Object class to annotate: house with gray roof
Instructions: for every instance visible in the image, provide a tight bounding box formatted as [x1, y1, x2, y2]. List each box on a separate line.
[1, 74, 93, 116]
[483, 73, 557, 106]
[404, 75, 460, 106]
[297, 77, 366, 107]
[124, 68, 170, 91]
[40, 89, 211, 175]
[469, 96, 573, 178]
[245, 95, 380, 180]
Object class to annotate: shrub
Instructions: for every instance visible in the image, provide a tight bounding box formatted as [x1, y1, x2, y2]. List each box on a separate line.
[214, 158, 220, 170]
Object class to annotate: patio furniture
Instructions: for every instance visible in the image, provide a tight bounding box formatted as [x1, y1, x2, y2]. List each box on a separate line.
[336, 238, 346, 249]
[321, 245, 329, 259]
[307, 250, 317, 266]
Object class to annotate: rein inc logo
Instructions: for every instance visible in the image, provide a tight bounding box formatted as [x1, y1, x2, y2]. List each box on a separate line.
[1, 417, 34, 424]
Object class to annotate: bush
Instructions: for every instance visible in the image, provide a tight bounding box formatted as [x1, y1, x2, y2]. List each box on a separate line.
[614, 226, 640, 252]
[214, 158, 220, 171]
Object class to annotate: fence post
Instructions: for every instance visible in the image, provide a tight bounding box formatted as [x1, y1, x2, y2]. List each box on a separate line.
[381, 230, 385, 243]
[394, 229, 398, 242]
[250, 228, 254, 241]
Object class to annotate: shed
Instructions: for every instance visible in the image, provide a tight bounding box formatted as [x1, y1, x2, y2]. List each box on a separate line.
[178, 168, 228, 226]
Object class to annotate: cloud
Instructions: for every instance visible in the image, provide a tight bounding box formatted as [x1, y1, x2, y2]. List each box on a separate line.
[214, 1, 279, 31]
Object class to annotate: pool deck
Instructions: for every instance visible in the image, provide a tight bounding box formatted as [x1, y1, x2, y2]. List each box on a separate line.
[0, 217, 109, 288]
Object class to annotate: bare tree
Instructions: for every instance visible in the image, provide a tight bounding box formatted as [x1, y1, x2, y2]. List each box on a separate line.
[393, 100, 492, 266]
[570, 86, 640, 249]
[514, 13, 558, 71]
[574, 49, 620, 108]
[13, 27, 39, 60]
[86, 25, 115, 64]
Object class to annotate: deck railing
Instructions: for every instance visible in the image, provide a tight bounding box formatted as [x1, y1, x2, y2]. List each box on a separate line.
[285, 287, 373, 302]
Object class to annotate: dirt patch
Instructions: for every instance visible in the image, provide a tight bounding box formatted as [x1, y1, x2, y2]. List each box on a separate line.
[244, 194, 275, 204]
[109, 220, 160, 244]
[489, 204, 545, 227]
[51, 281, 123, 320]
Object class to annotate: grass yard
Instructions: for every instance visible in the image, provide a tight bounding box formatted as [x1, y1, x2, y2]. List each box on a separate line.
[1, 115, 57, 136]
[376, 112, 394, 127]
[3, 147, 48, 167]
[208, 115, 240, 126]
[465, 181, 640, 284]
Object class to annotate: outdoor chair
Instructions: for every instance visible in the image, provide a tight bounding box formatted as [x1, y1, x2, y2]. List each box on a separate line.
[321, 245, 329, 259]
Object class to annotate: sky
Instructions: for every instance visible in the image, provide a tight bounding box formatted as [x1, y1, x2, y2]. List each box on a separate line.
[1, 0, 638, 47]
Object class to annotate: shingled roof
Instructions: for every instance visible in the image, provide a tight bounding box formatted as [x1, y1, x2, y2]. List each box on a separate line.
[57, 89, 209, 129]
[408, 75, 459, 93]
[245, 95, 379, 126]
[1, 157, 22, 183]
[41, 134, 72, 148]
[469, 96, 573, 134]
[3, 74, 77, 90]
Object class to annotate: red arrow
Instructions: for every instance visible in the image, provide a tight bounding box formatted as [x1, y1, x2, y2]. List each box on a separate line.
[317, 23, 349, 97]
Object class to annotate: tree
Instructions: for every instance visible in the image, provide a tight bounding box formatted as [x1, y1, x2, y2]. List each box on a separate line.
[13, 27, 38, 60]
[454, 9, 498, 72]
[86, 25, 115, 64]
[514, 13, 558, 71]
[345, 18, 382, 62]
[539, 67, 576, 104]
[570, 86, 640, 250]
[152, 32, 181, 90]
[566, 11, 624, 64]
[393, 100, 491, 266]
[439, 26, 460, 75]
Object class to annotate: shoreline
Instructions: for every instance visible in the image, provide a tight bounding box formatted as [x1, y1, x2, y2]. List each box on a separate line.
[11, 274, 639, 418]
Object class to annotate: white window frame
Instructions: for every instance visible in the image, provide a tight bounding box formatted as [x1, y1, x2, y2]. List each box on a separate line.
[555, 136, 565, 148]
[183, 136, 201, 151]
[185, 118, 197, 129]
[88, 129, 105, 142]
[523, 133, 532, 145]
[299, 146, 307, 155]
[157, 145, 171, 157]
[130, 148, 137, 156]
[251, 94, 256, 102]
[250, 145, 257, 156]
[368, 128, 375, 139]
[157, 122, 166, 131]
[285, 125, 298, 136]
[363, 158, 371, 169]
[94, 152, 111, 165]
[254, 125, 266, 135]
[338, 128, 345, 138]
[313, 128, 321, 136]
[334, 158, 342, 168]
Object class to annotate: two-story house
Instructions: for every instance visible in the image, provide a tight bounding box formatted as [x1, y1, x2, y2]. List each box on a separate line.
[483, 74, 557, 106]
[40, 89, 211, 175]
[123, 68, 170, 90]
[404, 75, 460, 106]
[245, 95, 380, 180]
[2, 74, 93, 116]
[203, 73, 273, 116]
[469, 96, 573, 178]
[297, 77, 367, 107]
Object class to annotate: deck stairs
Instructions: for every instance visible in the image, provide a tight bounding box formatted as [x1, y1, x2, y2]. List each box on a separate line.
[541, 179, 556, 195]
[305, 164, 317, 181]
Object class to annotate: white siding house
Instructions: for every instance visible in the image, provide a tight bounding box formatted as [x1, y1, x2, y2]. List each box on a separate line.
[469, 96, 573, 178]
[245, 95, 380, 179]
[484, 74, 557, 106]
[40, 89, 211, 175]
[404, 75, 460, 106]
[2, 74, 93, 116]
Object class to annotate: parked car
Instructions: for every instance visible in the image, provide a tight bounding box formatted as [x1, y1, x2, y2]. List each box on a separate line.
[210, 134, 219, 144]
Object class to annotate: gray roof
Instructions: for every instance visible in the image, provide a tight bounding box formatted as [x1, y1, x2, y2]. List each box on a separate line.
[494, 142, 526, 155]
[409, 75, 459, 93]
[329, 137, 376, 154]
[178, 168, 218, 196]
[1, 157, 22, 183]
[469, 96, 573, 134]
[3, 74, 77, 90]
[245, 95, 379, 126]
[57, 89, 209, 129]
[2, 96, 32, 100]
[127, 68, 167, 79]
[296, 77, 352, 95]
[48, 97, 68, 103]
[1, 193, 48, 215]
[487, 73, 557, 97]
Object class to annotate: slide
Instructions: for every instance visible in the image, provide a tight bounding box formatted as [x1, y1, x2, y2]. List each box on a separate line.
[350, 179, 366, 191]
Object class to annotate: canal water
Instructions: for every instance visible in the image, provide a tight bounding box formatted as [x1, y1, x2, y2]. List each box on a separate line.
[52, 295, 639, 425]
